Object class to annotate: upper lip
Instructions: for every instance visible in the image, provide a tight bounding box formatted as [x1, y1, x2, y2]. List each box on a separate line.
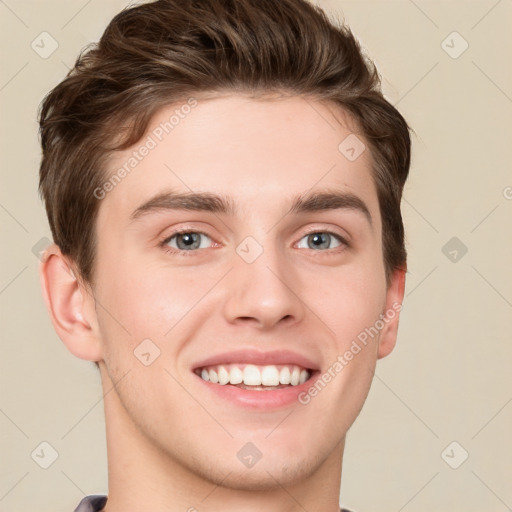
[192, 349, 320, 371]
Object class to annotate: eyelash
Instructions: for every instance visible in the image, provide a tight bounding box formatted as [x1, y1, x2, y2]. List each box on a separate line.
[159, 227, 350, 256]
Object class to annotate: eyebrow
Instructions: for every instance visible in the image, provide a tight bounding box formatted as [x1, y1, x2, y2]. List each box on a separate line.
[129, 189, 372, 225]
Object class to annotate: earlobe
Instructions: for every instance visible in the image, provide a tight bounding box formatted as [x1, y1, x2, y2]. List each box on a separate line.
[39, 244, 103, 361]
[377, 268, 406, 359]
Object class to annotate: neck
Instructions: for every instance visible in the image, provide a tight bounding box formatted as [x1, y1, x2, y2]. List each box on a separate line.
[100, 367, 344, 512]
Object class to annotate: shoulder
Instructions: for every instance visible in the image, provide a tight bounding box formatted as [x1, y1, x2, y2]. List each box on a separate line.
[73, 495, 108, 512]
[73, 496, 355, 512]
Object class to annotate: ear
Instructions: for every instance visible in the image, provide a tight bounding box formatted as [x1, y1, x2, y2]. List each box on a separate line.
[377, 268, 406, 359]
[39, 244, 103, 361]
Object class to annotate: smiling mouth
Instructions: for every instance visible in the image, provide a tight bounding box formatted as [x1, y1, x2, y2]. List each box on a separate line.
[194, 363, 315, 390]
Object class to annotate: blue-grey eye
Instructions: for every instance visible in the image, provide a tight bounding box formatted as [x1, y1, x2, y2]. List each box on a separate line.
[165, 232, 212, 251]
[297, 232, 343, 250]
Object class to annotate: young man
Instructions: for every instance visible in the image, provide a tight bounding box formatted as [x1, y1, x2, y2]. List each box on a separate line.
[37, 0, 411, 511]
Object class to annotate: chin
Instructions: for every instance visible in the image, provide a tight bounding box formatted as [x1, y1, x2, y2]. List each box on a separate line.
[186, 449, 326, 492]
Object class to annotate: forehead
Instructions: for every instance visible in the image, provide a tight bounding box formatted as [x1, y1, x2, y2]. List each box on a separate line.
[98, 94, 380, 228]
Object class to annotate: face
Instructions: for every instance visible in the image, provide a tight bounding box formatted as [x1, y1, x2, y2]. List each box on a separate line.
[89, 94, 402, 489]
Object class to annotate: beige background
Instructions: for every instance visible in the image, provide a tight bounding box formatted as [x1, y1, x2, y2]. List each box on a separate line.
[1, 0, 511, 511]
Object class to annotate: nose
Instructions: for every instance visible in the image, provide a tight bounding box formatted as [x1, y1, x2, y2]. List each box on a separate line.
[222, 239, 305, 330]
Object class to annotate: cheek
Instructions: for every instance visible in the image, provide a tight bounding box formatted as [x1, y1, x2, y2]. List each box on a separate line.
[94, 257, 220, 355]
[313, 263, 386, 340]
[302, 272, 384, 426]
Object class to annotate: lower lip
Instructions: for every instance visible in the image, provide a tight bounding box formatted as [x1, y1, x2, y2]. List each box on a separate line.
[194, 371, 320, 410]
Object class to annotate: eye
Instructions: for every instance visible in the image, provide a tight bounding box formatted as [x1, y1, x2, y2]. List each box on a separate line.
[162, 231, 213, 252]
[296, 231, 346, 251]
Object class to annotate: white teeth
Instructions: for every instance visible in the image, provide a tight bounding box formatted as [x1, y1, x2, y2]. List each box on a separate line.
[279, 366, 291, 385]
[218, 365, 230, 385]
[243, 364, 262, 386]
[261, 365, 280, 386]
[290, 367, 300, 386]
[198, 363, 312, 387]
[229, 366, 243, 384]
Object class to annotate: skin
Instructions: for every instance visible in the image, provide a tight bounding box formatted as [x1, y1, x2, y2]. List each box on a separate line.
[40, 94, 405, 512]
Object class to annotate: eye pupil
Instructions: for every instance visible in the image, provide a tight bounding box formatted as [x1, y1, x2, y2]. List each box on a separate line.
[309, 233, 330, 249]
[178, 233, 200, 249]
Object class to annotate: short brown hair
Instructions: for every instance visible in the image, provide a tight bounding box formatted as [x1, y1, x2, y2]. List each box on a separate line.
[38, 0, 411, 286]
